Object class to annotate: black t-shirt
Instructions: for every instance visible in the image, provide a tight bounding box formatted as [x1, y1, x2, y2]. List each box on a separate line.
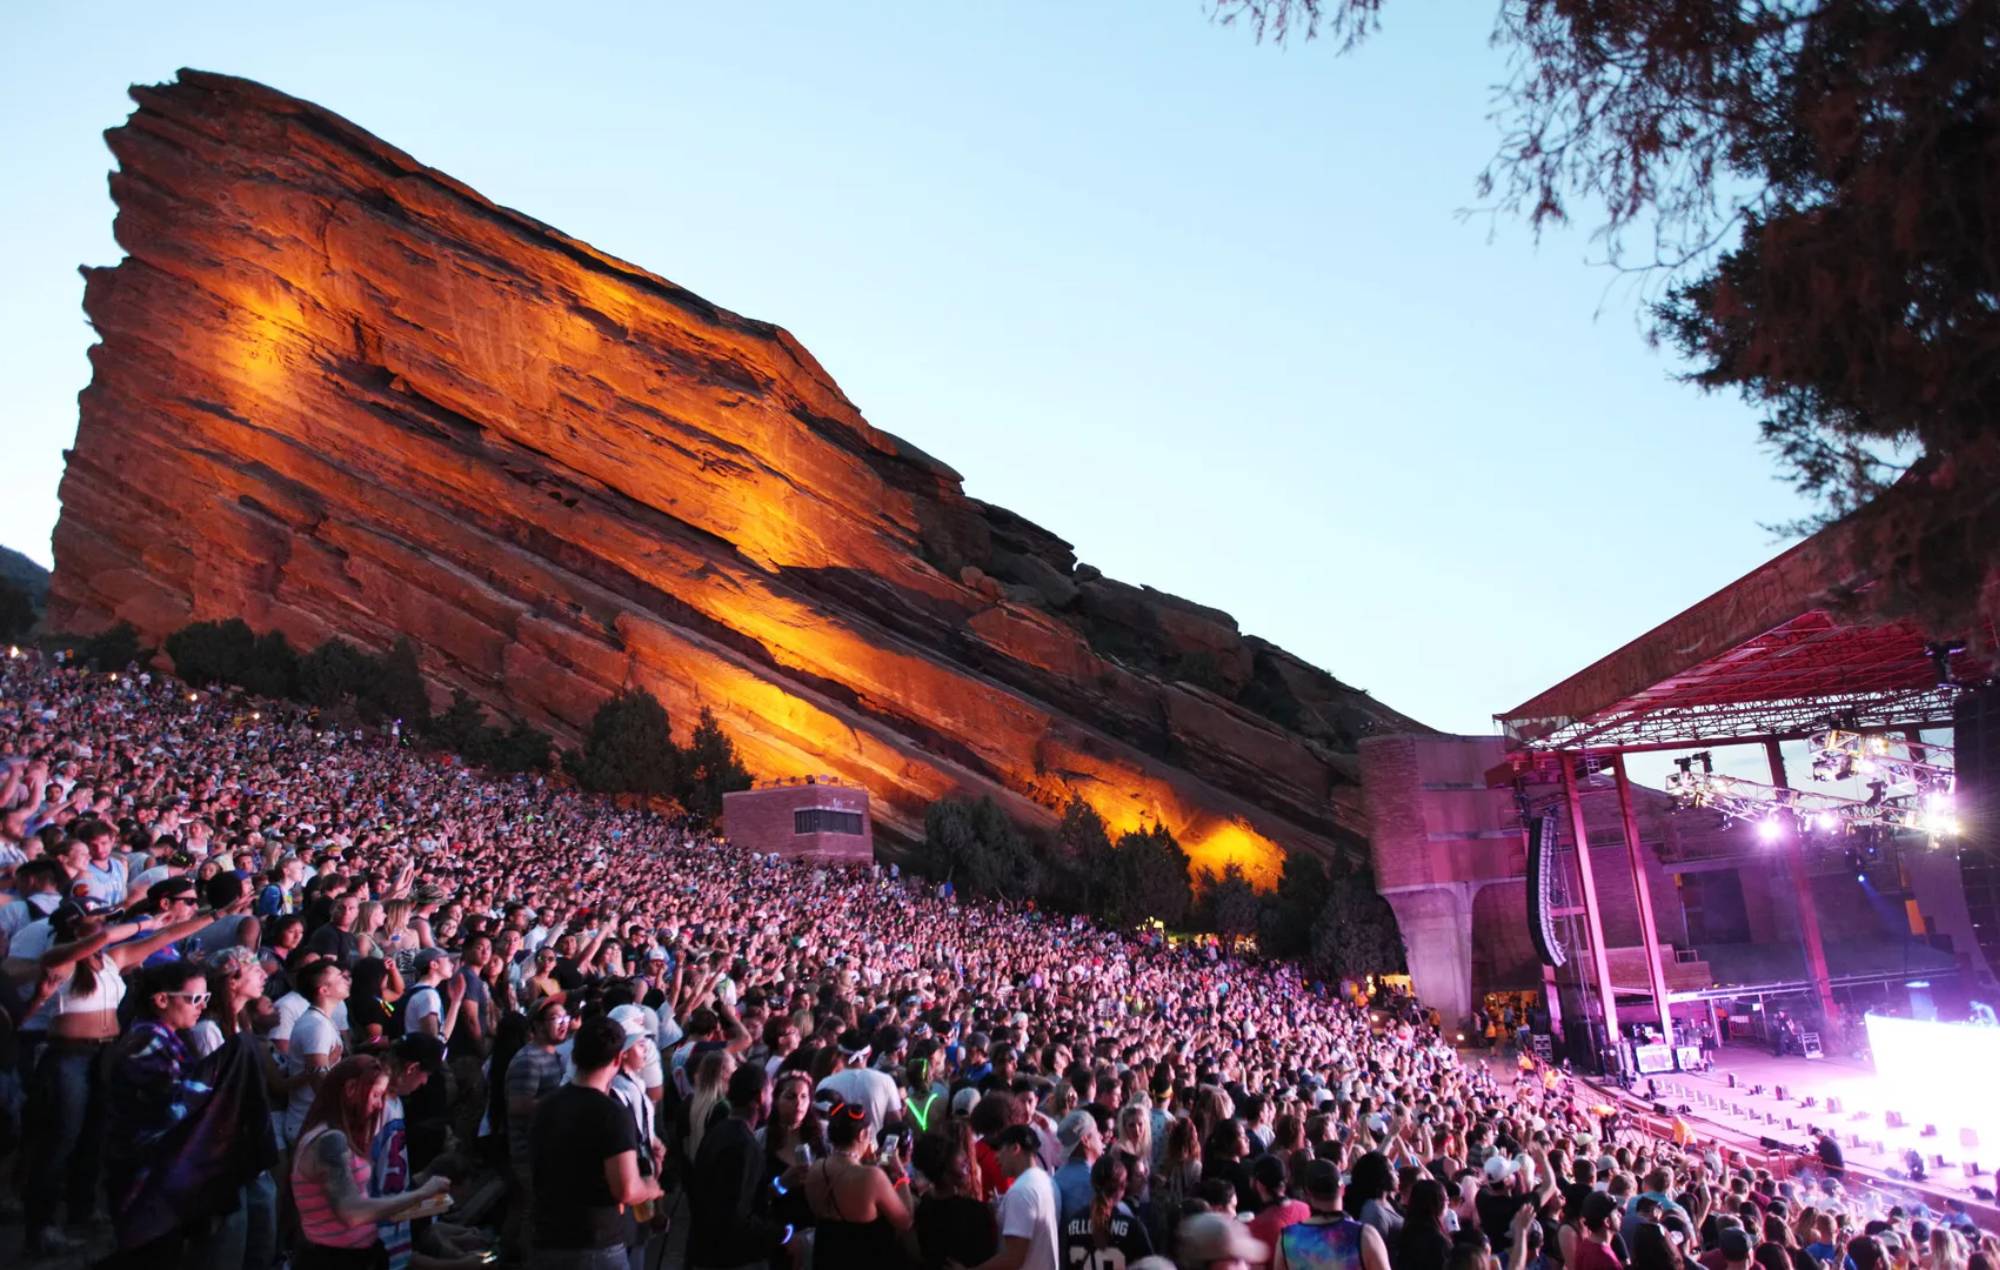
[1478, 1187, 1534, 1252]
[915, 1194, 998, 1270]
[1062, 1203, 1155, 1268]
[306, 923, 361, 966]
[530, 1083, 639, 1250]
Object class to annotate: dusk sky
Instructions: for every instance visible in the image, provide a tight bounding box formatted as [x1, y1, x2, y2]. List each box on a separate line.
[0, 1, 1811, 737]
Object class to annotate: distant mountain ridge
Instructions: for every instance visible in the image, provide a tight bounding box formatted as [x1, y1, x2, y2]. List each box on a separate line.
[1, 545, 50, 608]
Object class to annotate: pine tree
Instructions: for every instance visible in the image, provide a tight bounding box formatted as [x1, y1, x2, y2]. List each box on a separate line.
[1260, 852, 1331, 959]
[365, 638, 430, 727]
[298, 638, 376, 708]
[165, 618, 258, 686]
[570, 687, 677, 798]
[1111, 823, 1193, 928]
[677, 707, 752, 824]
[1202, 862, 1261, 952]
[1309, 862, 1407, 981]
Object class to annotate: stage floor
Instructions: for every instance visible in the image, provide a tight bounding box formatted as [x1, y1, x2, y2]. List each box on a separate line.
[1649, 1045, 1992, 1206]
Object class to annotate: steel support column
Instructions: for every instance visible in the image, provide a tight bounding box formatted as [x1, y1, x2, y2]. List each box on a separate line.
[1561, 753, 1621, 1063]
[1765, 739, 1840, 1022]
[1612, 753, 1675, 1043]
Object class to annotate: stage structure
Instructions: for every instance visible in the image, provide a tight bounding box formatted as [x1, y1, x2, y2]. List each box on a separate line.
[1492, 491, 1995, 1076]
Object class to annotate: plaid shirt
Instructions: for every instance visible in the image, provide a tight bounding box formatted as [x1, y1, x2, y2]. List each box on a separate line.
[107, 1020, 212, 1162]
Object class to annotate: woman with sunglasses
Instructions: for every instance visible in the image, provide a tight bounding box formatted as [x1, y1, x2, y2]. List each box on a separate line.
[19, 897, 231, 1256]
[98, 961, 230, 1265]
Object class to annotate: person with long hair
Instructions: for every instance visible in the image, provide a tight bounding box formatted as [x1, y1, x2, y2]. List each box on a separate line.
[683, 1045, 738, 1160]
[1629, 1222, 1683, 1270]
[291, 1055, 449, 1270]
[763, 1066, 827, 1172]
[20, 900, 223, 1256]
[100, 961, 224, 1265]
[913, 1130, 997, 1270]
[1062, 1150, 1154, 1268]
[801, 1101, 917, 1268]
[1153, 1114, 1204, 1248]
[1348, 1150, 1404, 1242]
[346, 956, 405, 1049]
[1398, 1178, 1455, 1270]
[1113, 1101, 1154, 1207]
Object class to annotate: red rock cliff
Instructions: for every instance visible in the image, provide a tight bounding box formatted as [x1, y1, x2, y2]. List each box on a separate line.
[49, 70, 1428, 880]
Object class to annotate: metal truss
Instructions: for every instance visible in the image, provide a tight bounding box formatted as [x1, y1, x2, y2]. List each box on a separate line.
[1519, 684, 1961, 751]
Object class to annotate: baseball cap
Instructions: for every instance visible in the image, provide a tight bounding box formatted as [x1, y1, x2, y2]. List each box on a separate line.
[1056, 1110, 1102, 1156]
[608, 1004, 653, 1053]
[952, 1086, 981, 1117]
[1484, 1154, 1517, 1182]
[412, 947, 454, 974]
[1177, 1213, 1269, 1263]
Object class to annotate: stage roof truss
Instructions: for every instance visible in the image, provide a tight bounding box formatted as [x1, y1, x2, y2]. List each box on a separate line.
[1527, 683, 1961, 751]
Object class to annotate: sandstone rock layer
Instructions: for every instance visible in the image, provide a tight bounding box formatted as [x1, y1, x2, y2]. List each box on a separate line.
[50, 71, 1427, 879]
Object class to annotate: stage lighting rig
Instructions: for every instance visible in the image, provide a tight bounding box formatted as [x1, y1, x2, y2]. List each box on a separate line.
[1665, 762, 1960, 845]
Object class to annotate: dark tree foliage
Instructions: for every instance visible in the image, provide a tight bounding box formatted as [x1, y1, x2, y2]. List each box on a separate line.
[426, 690, 554, 774]
[238, 631, 302, 701]
[920, 796, 1042, 902]
[484, 721, 556, 774]
[1109, 823, 1194, 928]
[1201, 862, 1263, 951]
[1054, 798, 1117, 911]
[1308, 862, 1407, 981]
[569, 687, 679, 798]
[77, 621, 145, 672]
[0, 578, 35, 642]
[1259, 851, 1332, 959]
[677, 706, 753, 823]
[371, 638, 431, 728]
[429, 690, 492, 755]
[166, 618, 261, 687]
[1215, 0, 2000, 637]
[298, 638, 377, 710]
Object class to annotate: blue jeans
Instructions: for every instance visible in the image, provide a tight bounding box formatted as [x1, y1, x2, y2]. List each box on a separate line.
[530, 1246, 628, 1270]
[22, 1041, 108, 1237]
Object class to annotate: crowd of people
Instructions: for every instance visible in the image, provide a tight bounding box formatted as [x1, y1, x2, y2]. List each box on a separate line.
[0, 650, 1992, 1270]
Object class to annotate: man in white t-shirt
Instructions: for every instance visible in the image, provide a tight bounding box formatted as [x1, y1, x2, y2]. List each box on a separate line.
[402, 947, 460, 1042]
[814, 1040, 901, 1133]
[960, 1124, 1060, 1270]
[283, 960, 352, 1144]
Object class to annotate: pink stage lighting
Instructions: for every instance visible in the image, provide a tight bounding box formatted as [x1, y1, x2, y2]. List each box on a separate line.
[1756, 814, 1785, 844]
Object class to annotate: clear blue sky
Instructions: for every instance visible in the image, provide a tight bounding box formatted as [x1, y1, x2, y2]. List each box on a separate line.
[0, 1, 1809, 737]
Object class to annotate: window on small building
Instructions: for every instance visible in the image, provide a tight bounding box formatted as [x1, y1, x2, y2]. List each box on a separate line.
[794, 807, 864, 835]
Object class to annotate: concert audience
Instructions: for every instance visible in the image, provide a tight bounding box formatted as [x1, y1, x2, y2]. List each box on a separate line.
[0, 650, 1992, 1270]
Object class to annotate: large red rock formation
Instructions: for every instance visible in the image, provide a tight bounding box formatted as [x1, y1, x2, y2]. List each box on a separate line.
[49, 71, 1427, 879]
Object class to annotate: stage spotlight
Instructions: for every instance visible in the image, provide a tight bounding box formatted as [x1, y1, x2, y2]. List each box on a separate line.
[1814, 812, 1838, 834]
[1757, 814, 1785, 844]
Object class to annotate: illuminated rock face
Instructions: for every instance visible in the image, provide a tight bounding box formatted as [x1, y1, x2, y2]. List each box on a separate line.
[49, 71, 1428, 879]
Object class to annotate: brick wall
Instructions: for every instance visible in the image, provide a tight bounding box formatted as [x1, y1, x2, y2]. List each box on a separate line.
[721, 782, 874, 864]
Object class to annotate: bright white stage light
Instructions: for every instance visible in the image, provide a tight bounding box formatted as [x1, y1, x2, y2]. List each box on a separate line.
[1864, 1014, 2000, 1151]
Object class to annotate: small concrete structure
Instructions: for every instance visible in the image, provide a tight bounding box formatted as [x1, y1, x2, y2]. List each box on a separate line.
[721, 780, 874, 865]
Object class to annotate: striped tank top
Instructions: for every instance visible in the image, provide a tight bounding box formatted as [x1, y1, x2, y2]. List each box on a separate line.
[294, 1124, 379, 1249]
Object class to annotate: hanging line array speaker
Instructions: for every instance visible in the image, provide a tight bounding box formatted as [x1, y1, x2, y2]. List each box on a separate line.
[1526, 810, 1568, 967]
